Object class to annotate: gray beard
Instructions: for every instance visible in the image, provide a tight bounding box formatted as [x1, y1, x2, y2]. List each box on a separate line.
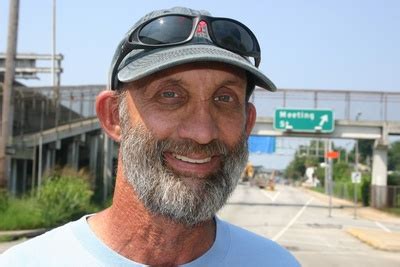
[119, 99, 248, 226]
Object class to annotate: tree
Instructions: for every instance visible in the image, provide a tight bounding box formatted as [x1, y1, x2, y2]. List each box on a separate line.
[388, 141, 400, 186]
[358, 140, 374, 164]
[333, 162, 352, 181]
[284, 154, 306, 181]
[284, 153, 320, 181]
[284, 140, 353, 183]
[388, 141, 400, 171]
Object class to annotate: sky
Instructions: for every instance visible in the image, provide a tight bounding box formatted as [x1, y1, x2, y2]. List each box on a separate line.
[0, 0, 399, 92]
[1, 0, 399, 170]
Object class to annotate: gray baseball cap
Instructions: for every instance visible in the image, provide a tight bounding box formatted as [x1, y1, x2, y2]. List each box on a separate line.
[109, 7, 276, 92]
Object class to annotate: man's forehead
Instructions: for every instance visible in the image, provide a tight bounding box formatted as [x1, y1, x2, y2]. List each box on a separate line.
[124, 62, 248, 90]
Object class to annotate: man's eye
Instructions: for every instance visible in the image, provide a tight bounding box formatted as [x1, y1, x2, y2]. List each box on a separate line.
[161, 91, 178, 98]
[214, 95, 233, 102]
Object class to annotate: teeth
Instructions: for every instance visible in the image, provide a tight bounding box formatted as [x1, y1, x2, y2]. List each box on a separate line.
[173, 153, 211, 164]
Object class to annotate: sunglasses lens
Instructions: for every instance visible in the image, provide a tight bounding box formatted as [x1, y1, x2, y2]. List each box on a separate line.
[139, 16, 193, 45]
[212, 20, 255, 53]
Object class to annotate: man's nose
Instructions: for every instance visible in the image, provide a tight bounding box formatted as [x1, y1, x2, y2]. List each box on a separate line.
[177, 101, 219, 145]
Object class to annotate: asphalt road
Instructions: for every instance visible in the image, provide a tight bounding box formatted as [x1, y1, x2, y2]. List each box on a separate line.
[2, 183, 400, 267]
[218, 183, 400, 267]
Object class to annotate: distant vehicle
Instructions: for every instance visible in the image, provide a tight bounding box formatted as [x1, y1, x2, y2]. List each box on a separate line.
[250, 166, 275, 190]
[241, 163, 254, 182]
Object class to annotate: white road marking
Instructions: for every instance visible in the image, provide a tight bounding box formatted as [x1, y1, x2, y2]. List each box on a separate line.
[271, 191, 281, 202]
[294, 251, 369, 255]
[279, 239, 362, 251]
[261, 190, 281, 202]
[272, 197, 314, 241]
[375, 221, 391, 232]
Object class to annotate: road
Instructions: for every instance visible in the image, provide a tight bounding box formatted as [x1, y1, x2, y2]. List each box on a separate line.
[218, 183, 400, 267]
[2, 183, 400, 266]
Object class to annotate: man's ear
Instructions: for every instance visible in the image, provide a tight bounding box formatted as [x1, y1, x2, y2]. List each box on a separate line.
[96, 90, 121, 142]
[245, 102, 256, 137]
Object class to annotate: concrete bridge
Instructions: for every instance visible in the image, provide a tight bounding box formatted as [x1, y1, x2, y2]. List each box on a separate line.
[3, 86, 400, 207]
[253, 117, 400, 208]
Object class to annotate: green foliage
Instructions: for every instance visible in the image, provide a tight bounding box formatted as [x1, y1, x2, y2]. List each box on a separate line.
[37, 171, 93, 227]
[358, 140, 374, 164]
[361, 173, 371, 206]
[388, 172, 400, 186]
[305, 156, 319, 167]
[389, 141, 400, 171]
[0, 189, 9, 213]
[381, 207, 400, 216]
[332, 181, 362, 202]
[284, 155, 306, 180]
[0, 197, 42, 230]
[315, 167, 325, 187]
[0, 168, 95, 230]
[333, 162, 352, 181]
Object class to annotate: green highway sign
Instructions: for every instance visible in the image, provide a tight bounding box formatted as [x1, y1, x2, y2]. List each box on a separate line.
[274, 108, 334, 133]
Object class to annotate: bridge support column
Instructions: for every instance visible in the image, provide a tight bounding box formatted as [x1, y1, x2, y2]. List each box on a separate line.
[102, 134, 114, 202]
[67, 138, 80, 170]
[89, 134, 99, 187]
[371, 138, 388, 208]
[45, 145, 56, 174]
[9, 159, 17, 195]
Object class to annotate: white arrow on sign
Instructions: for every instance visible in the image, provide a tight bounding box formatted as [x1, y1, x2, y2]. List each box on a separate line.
[285, 121, 293, 130]
[319, 114, 328, 127]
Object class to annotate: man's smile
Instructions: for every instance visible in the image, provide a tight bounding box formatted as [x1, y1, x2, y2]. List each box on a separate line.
[172, 153, 212, 164]
[164, 152, 221, 177]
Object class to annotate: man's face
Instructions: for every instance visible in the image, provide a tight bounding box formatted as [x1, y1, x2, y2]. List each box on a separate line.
[118, 62, 255, 226]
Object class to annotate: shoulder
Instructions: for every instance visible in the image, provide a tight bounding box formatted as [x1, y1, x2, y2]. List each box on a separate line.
[218, 218, 300, 266]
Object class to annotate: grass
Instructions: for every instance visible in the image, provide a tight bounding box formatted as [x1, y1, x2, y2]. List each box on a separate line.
[0, 235, 16, 242]
[311, 186, 325, 194]
[381, 207, 400, 217]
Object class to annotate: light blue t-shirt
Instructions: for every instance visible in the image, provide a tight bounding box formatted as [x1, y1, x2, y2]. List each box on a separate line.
[0, 215, 300, 266]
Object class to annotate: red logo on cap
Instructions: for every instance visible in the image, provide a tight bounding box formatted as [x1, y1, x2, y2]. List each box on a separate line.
[196, 21, 207, 33]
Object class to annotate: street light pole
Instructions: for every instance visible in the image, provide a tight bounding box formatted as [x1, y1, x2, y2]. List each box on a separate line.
[0, 0, 20, 188]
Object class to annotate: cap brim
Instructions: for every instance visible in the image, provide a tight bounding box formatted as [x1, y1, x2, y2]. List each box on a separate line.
[118, 45, 276, 92]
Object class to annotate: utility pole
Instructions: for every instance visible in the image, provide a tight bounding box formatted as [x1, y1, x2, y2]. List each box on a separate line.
[52, 0, 60, 127]
[0, 0, 20, 188]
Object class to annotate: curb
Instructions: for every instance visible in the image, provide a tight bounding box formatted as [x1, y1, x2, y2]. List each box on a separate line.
[346, 228, 400, 252]
[301, 187, 400, 222]
[0, 229, 47, 242]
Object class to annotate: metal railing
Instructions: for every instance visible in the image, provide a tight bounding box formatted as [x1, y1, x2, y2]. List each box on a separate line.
[4, 85, 104, 136]
[387, 185, 400, 208]
[253, 88, 400, 122]
[323, 182, 400, 208]
[3, 86, 399, 138]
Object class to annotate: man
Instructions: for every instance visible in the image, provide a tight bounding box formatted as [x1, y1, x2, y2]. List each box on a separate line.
[0, 7, 299, 266]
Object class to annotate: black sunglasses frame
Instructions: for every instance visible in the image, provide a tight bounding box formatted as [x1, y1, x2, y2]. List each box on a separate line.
[110, 14, 261, 90]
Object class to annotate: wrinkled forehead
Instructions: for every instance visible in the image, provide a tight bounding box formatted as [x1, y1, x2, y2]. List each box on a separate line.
[123, 61, 247, 90]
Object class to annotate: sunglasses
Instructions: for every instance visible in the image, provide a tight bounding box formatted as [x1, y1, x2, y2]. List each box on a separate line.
[110, 14, 261, 90]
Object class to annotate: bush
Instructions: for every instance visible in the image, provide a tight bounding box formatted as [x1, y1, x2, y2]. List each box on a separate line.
[37, 172, 93, 227]
[0, 168, 95, 230]
[333, 162, 352, 181]
[361, 173, 371, 206]
[388, 172, 400, 186]
[0, 198, 42, 230]
[0, 189, 9, 213]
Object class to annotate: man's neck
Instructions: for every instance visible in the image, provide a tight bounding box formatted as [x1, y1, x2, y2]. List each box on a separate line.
[88, 171, 216, 266]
